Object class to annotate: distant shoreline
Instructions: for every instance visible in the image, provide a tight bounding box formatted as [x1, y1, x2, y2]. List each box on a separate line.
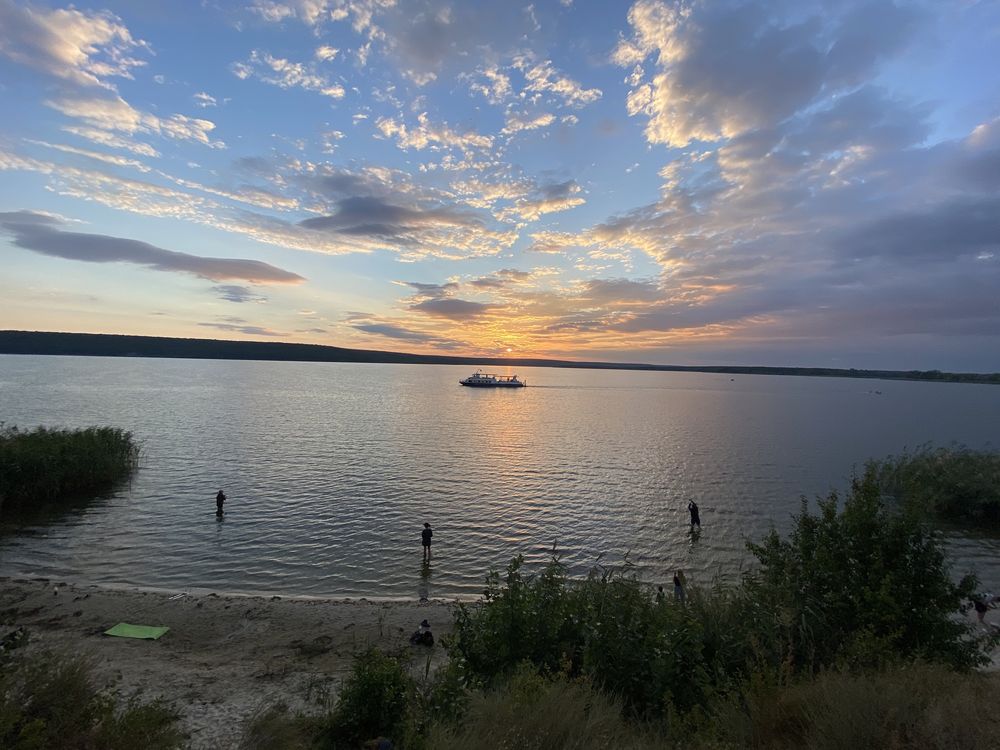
[2, 330, 998, 385]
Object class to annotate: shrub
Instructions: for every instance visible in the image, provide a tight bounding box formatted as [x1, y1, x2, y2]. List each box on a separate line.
[0, 649, 181, 750]
[320, 648, 415, 749]
[0, 424, 139, 517]
[744, 467, 987, 672]
[240, 703, 321, 750]
[450, 555, 723, 719]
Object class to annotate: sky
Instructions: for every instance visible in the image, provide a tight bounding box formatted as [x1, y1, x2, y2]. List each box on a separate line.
[1, 0, 999, 371]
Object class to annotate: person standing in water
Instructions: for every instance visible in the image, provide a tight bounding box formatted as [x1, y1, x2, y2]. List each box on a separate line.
[421, 522, 433, 562]
[687, 500, 701, 529]
[216, 489, 226, 516]
[673, 570, 686, 603]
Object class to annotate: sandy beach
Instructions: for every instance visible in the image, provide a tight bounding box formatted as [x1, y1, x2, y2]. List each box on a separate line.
[1, 577, 455, 749]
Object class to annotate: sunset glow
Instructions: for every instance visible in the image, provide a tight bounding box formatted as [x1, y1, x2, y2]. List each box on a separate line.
[1, 0, 999, 370]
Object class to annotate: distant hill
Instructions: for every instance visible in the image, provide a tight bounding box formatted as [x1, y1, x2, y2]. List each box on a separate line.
[1, 330, 997, 385]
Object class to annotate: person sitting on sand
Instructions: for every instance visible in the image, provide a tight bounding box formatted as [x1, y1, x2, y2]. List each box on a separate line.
[421, 522, 433, 562]
[972, 592, 997, 627]
[215, 489, 226, 516]
[409, 619, 434, 646]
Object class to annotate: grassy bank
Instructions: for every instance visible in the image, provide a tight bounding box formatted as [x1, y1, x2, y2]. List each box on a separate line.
[0, 425, 139, 517]
[242, 468, 1000, 748]
[0, 648, 182, 750]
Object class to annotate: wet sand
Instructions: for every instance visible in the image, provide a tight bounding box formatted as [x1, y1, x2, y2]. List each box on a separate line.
[0, 577, 454, 749]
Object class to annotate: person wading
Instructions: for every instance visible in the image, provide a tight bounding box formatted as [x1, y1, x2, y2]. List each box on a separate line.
[421, 522, 433, 562]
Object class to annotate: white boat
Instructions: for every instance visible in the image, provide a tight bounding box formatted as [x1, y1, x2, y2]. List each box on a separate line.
[459, 370, 526, 387]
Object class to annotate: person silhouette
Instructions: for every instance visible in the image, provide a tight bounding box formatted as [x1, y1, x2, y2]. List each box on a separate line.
[687, 500, 701, 529]
[216, 489, 226, 516]
[421, 522, 433, 562]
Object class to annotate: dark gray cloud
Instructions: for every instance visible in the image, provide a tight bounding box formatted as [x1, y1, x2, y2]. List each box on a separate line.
[410, 298, 494, 320]
[299, 196, 480, 239]
[580, 278, 662, 304]
[469, 268, 531, 288]
[0, 211, 304, 284]
[381, 1, 536, 79]
[197, 322, 283, 336]
[352, 322, 441, 343]
[620, 0, 927, 146]
[213, 284, 268, 303]
[403, 280, 460, 297]
[825, 1, 923, 88]
[836, 197, 1000, 262]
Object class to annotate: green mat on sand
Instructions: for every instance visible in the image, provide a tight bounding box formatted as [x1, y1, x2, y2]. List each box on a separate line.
[104, 623, 170, 640]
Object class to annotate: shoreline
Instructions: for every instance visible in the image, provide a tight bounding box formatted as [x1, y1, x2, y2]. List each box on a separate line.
[1, 577, 455, 749]
[3, 574, 998, 749]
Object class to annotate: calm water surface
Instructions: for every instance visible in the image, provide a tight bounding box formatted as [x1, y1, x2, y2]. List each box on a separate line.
[1, 355, 998, 599]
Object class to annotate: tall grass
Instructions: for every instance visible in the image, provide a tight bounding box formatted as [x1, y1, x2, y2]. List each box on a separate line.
[868, 444, 1000, 524]
[0, 424, 139, 516]
[0, 649, 182, 750]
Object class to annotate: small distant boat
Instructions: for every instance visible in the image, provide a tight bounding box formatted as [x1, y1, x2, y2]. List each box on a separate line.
[459, 370, 526, 388]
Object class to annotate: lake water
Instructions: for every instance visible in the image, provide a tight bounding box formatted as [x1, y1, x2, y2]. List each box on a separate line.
[1, 355, 998, 600]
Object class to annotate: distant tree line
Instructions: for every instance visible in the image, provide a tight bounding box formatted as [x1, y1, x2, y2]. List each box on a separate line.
[2, 331, 998, 385]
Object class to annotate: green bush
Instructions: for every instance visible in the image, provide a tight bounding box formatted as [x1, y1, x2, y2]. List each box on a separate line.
[0, 424, 139, 517]
[0, 650, 181, 750]
[868, 444, 1000, 524]
[450, 555, 726, 719]
[320, 648, 415, 749]
[745, 467, 987, 672]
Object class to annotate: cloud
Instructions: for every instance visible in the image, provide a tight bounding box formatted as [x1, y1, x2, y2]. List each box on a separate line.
[0, 149, 518, 261]
[232, 50, 345, 98]
[61, 125, 160, 157]
[0, 210, 305, 284]
[615, 0, 924, 148]
[213, 284, 269, 303]
[502, 111, 556, 135]
[411, 297, 494, 320]
[517, 57, 602, 108]
[506, 180, 586, 221]
[47, 94, 225, 148]
[299, 195, 480, 238]
[193, 91, 217, 107]
[351, 321, 440, 342]
[376, 112, 493, 153]
[0, 0, 149, 88]
[314, 45, 339, 61]
[26, 139, 152, 172]
[198, 321, 285, 336]
[468, 65, 513, 104]
[468, 268, 532, 288]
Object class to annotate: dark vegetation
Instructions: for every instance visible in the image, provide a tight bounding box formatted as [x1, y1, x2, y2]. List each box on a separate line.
[242, 468, 1000, 748]
[0, 649, 182, 750]
[0, 424, 139, 518]
[3, 330, 998, 384]
[869, 444, 1000, 525]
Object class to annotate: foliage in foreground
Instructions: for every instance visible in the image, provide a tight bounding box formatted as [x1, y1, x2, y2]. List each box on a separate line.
[448, 469, 989, 721]
[242, 466, 996, 748]
[745, 467, 984, 673]
[0, 424, 139, 517]
[869, 444, 1000, 524]
[0, 649, 182, 750]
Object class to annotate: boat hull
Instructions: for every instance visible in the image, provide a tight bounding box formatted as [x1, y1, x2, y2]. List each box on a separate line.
[460, 380, 525, 387]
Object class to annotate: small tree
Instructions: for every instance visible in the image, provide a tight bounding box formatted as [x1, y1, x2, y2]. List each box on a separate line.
[745, 467, 985, 672]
